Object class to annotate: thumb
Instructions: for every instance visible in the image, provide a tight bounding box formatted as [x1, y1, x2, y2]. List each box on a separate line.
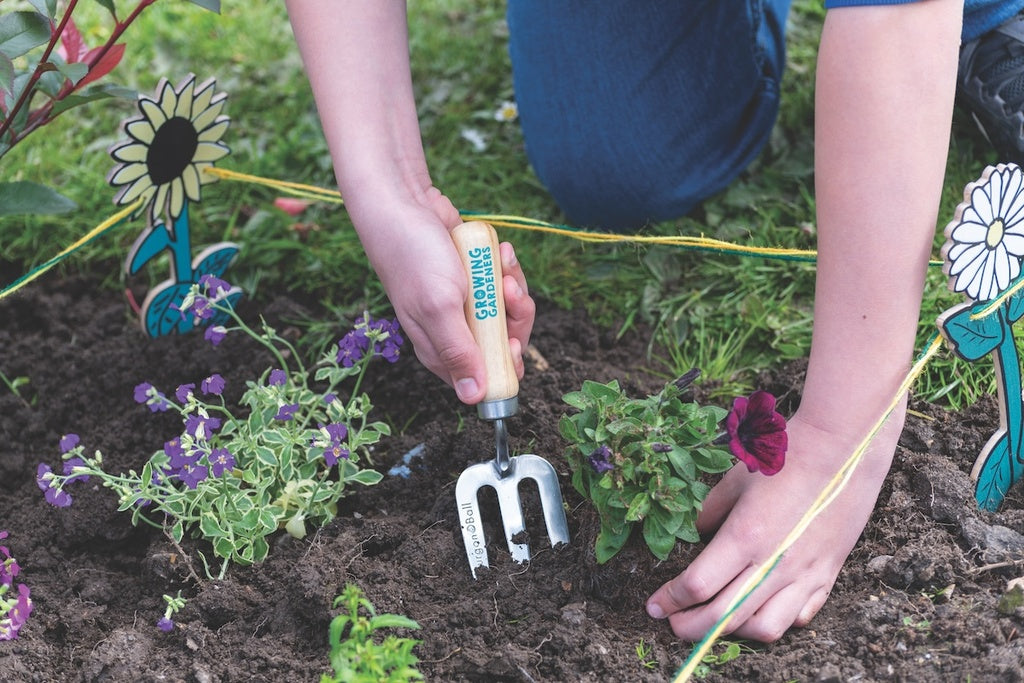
[426, 320, 487, 405]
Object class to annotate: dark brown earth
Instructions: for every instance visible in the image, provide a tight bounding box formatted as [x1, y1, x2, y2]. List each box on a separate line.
[2, 271, 1024, 682]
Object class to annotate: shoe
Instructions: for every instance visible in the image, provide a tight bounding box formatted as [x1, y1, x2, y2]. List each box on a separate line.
[958, 14, 1024, 164]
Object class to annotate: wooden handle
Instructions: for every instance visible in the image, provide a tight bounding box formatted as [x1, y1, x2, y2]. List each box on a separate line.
[451, 221, 519, 414]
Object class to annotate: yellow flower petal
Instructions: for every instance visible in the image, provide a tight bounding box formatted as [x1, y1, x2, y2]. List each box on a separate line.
[109, 162, 149, 185]
[192, 142, 229, 164]
[157, 80, 178, 119]
[111, 143, 148, 163]
[197, 119, 230, 143]
[192, 97, 226, 131]
[152, 183, 170, 219]
[169, 178, 185, 219]
[192, 79, 216, 115]
[182, 164, 202, 201]
[115, 177, 155, 205]
[194, 162, 216, 186]
[125, 118, 156, 144]
[175, 76, 196, 119]
[139, 99, 167, 129]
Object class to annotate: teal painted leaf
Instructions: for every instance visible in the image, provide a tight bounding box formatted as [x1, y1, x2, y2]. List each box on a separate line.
[0, 181, 76, 216]
[1007, 284, 1024, 323]
[975, 432, 1017, 511]
[0, 12, 51, 60]
[939, 303, 1004, 361]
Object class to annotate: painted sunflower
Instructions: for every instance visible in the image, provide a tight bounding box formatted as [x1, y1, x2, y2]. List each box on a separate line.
[109, 74, 230, 221]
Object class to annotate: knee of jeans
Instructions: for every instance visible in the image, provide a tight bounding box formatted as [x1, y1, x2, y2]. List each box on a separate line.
[529, 143, 725, 231]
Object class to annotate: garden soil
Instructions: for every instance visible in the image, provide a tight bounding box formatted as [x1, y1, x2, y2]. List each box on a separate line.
[3, 272, 1024, 682]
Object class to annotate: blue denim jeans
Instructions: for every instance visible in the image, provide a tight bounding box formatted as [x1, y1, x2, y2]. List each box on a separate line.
[507, 0, 792, 229]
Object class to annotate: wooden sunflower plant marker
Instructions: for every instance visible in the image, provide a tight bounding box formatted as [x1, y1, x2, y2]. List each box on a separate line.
[108, 74, 241, 337]
[938, 163, 1024, 510]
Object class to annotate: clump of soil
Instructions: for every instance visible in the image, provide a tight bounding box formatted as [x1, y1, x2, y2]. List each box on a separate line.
[1, 273, 1024, 682]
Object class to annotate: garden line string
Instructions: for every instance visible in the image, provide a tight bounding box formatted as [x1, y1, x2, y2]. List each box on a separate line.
[0, 197, 143, 301]
[204, 167, 949, 266]
[672, 332, 945, 683]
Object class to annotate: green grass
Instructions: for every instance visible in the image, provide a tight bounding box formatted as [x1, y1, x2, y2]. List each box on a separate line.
[0, 0, 1005, 408]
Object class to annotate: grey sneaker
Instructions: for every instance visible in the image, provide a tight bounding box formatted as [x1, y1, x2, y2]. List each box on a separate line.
[958, 14, 1024, 163]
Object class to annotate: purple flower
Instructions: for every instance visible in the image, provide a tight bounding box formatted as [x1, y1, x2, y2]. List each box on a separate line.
[133, 382, 171, 412]
[199, 274, 231, 298]
[369, 317, 404, 363]
[166, 446, 199, 473]
[209, 448, 235, 477]
[175, 383, 195, 403]
[164, 437, 185, 459]
[321, 423, 350, 466]
[336, 334, 364, 367]
[268, 368, 287, 387]
[62, 457, 90, 485]
[323, 393, 337, 405]
[156, 616, 174, 633]
[201, 374, 225, 396]
[0, 532, 20, 588]
[587, 445, 614, 474]
[725, 390, 787, 476]
[204, 324, 227, 347]
[59, 433, 79, 454]
[36, 464, 72, 508]
[274, 403, 299, 421]
[184, 413, 221, 440]
[178, 461, 209, 490]
[0, 584, 33, 640]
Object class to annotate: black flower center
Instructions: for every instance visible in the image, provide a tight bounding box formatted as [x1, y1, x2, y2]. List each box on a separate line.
[146, 116, 199, 185]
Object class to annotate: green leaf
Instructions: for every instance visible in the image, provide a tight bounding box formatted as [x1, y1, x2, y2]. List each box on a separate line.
[667, 446, 697, 480]
[642, 515, 676, 561]
[349, 469, 383, 486]
[171, 520, 184, 543]
[0, 12, 51, 60]
[0, 181, 76, 217]
[186, 0, 221, 12]
[594, 522, 632, 563]
[254, 445, 278, 467]
[200, 512, 229, 538]
[624, 491, 651, 522]
[89, 0, 116, 15]
[0, 52, 13, 94]
[27, 0, 57, 19]
[55, 61, 87, 85]
[49, 82, 136, 117]
[369, 614, 421, 631]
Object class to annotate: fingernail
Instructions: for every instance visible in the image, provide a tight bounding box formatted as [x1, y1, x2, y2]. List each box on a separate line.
[646, 601, 665, 619]
[455, 378, 479, 401]
[503, 245, 518, 268]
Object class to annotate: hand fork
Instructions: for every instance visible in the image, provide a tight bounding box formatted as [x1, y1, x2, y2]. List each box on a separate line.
[451, 221, 570, 578]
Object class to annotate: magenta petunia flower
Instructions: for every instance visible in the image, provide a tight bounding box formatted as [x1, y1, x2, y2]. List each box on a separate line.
[725, 390, 787, 476]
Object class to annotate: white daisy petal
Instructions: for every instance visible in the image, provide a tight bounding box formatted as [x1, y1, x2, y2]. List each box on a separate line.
[948, 242, 986, 276]
[1001, 234, 1024, 255]
[950, 220, 989, 245]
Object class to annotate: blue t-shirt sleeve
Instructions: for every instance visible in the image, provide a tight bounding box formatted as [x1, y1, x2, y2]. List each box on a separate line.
[824, 0, 922, 7]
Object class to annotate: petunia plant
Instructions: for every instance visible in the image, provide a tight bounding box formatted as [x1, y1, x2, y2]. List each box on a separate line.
[560, 370, 787, 563]
[37, 275, 401, 577]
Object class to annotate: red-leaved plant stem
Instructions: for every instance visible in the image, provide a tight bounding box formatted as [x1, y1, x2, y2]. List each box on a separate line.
[0, 0, 155, 149]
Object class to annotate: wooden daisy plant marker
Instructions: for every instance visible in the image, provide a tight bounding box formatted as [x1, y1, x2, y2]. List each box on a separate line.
[108, 74, 241, 337]
[938, 163, 1024, 510]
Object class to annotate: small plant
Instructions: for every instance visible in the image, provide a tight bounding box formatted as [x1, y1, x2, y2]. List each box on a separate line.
[560, 370, 787, 562]
[635, 637, 657, 670]
[693, 640, 749, 679]
[37, 276, 400, 577]
[157, 590, 186, 632]
[322, 584, 422, 683]
[0, 531, 32, 640]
